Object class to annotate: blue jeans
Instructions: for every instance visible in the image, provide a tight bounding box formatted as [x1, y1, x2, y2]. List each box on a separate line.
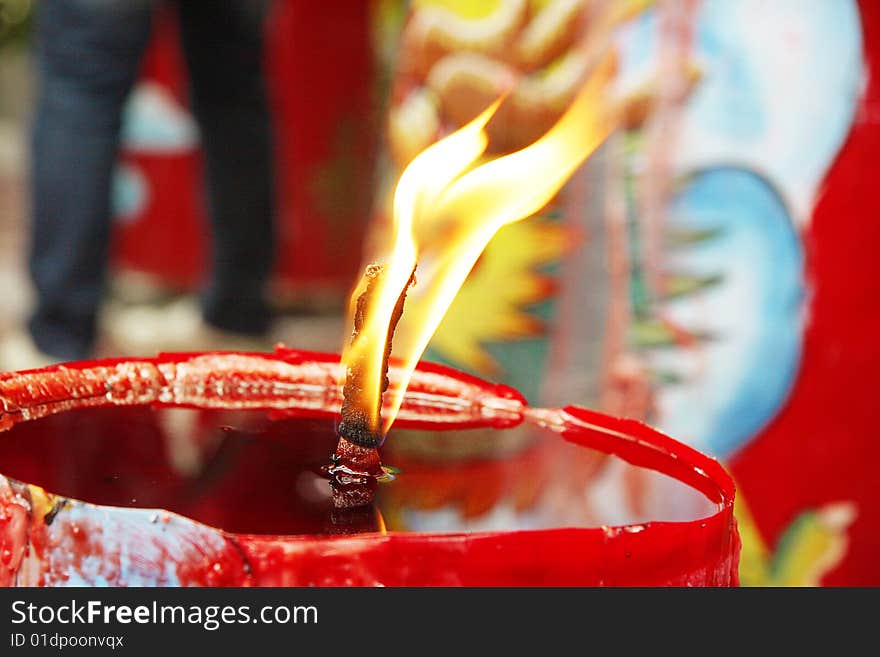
[29, 0, 276, 360]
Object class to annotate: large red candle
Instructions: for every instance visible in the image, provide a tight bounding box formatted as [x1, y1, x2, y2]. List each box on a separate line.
[0, 349, 738, 586]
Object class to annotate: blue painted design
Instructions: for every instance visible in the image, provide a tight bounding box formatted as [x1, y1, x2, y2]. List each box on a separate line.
[615, 0, 863, 219]
[655, 167, 803, 457]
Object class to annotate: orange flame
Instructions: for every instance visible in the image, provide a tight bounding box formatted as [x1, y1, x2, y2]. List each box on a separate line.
[342, 55, 617, 435]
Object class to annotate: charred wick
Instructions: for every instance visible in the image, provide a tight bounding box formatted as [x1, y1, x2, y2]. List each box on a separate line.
[337, 264, 415, 448]
[329, 263, 416, 515]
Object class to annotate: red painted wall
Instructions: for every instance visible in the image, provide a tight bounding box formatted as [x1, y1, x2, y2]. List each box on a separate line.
[730, 0, 880, 584]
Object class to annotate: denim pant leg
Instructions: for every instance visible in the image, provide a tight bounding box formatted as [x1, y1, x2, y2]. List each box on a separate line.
[29, 0, 154, 359]
[176, 0, 277, 336]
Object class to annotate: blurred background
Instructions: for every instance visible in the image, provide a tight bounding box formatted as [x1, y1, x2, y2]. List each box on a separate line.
[0, 0, 877, 584]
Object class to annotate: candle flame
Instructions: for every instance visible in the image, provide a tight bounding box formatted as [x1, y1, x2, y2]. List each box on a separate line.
[342, 54, 617, 436]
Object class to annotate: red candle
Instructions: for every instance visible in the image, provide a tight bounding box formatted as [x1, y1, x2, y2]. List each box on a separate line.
[0, 348, 738, 586]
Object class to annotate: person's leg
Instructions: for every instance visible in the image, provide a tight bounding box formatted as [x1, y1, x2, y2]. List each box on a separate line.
[176, 0, 276, 336]
[29, 0, 155, 360]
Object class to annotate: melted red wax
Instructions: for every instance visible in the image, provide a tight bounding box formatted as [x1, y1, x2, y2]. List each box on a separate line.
[0, 348, 527, 433]
[0, 408, 341, 536]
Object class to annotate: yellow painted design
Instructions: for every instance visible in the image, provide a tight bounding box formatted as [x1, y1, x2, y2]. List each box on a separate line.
[412, 0, 650, 19]
[27, 484, 55, 523]
[423, 217, 568, 374]
[736, 493, 855, 587]
[412, 0, 529, 18]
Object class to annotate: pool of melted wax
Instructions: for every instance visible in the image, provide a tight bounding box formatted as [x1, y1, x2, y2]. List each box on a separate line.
[0, 407, 341, 535]
[0, 406, 717, 536]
